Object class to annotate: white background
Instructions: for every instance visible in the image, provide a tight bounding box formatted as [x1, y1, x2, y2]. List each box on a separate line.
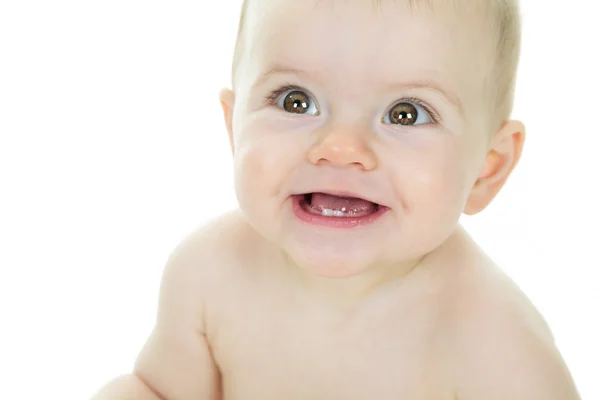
[1, 0, 598, 399]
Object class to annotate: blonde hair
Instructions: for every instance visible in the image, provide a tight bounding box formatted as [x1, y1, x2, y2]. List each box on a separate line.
[230, 0, 521, 129]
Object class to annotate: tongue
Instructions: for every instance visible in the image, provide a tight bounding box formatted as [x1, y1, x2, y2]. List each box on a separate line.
[310, 193, 378, 216]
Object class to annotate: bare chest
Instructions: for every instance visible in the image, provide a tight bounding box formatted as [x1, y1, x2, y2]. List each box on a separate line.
[208, 290, 453, 400]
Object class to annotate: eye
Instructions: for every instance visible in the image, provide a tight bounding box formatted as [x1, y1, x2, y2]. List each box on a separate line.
[270, 86, 320, 116]
[383, 100, 433, 126]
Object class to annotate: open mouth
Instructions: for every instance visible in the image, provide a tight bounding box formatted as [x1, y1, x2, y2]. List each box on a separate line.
[301, 192, 380, 218]
[291, 192, 388, 228]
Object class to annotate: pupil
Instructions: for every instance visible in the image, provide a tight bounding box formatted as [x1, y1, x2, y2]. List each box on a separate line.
[285, 92, 309, 114]
[391, 104, 417, 125]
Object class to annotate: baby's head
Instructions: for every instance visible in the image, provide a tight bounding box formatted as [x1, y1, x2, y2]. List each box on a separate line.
[220, 0, 525, 279]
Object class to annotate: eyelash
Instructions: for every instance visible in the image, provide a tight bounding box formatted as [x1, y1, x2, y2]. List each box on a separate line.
[265, 84, 303, 106]
[264, 83, 440, 124]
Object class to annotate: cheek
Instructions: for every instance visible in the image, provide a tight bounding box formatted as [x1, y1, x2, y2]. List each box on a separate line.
[392, 141, 473, 214]
[414, 164, 468, 208]
[233, 140, 277, 202]
[232, 127, 304, 202]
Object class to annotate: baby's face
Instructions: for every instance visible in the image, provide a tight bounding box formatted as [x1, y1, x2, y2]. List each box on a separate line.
[226, 0, 499, 278]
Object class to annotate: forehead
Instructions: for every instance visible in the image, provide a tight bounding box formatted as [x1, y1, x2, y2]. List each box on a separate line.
[239, 0, 494, 103]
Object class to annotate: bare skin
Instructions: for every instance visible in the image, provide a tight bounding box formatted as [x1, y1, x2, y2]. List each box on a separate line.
[129, 211, 578, 400]
[94, 1, 580, 398]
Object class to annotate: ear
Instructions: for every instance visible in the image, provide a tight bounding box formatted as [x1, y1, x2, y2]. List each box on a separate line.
[219, 88, 235, 154]
[464, 120, 526, 215]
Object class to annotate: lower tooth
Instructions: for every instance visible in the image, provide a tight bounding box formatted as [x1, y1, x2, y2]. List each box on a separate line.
[322, 209, 334, 217]
[321, 208, 346, 217]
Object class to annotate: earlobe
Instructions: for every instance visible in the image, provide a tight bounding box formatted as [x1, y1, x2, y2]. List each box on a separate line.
[219, 88, 235, 154]
[464, 120, 526, 215]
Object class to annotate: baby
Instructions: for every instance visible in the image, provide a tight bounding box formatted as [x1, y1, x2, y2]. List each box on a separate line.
[93, 0, 581, 399]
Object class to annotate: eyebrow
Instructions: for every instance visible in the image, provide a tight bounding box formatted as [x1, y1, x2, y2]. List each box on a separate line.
[251, 65, 316, 91]
[386, 80, 463, 113]
[252, 65, 463, 113]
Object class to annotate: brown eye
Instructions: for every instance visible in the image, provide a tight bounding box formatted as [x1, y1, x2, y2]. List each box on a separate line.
[388, 103, 418, 125]
[283, 91, 312, 114]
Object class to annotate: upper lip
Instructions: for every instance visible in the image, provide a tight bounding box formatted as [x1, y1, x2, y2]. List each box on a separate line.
[295, 190, 386, 208]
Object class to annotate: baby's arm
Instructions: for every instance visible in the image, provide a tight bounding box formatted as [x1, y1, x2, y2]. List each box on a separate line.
[92, 229, 221, 400]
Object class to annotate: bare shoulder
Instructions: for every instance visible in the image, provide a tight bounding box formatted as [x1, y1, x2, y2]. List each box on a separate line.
[442, 261, 580, 400]
[151, 209, 266, 327]
[165, 209, 258, 278]
[152, 210, 247, 312]
[132, 209, 257, 400]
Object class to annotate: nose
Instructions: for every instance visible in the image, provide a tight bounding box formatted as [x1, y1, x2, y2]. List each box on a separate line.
[307, 124, 378, 171]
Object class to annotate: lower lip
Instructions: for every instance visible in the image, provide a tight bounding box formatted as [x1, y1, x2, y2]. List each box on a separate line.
[291, 195, 389, 229]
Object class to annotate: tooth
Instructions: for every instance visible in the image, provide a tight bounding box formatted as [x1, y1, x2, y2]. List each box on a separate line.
[322, 209, 334, 217]
[321, 208, 347, 217]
